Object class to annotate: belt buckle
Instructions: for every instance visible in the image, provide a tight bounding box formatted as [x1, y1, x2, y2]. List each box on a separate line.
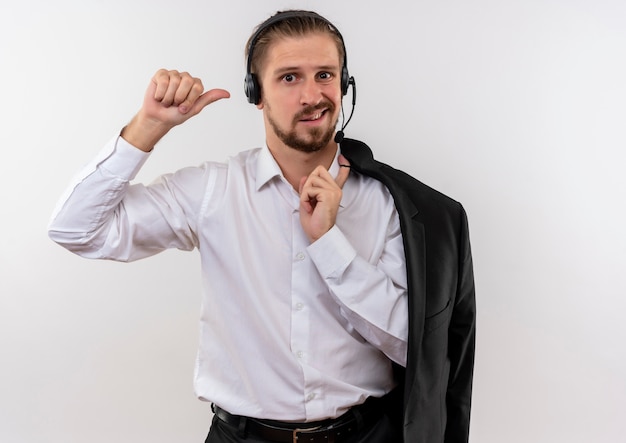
[292, 426, 321, 443]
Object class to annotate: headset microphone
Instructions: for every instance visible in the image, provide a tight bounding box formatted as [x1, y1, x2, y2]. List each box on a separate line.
[334, 76, 356, 144]
[334, 131, 344, 144]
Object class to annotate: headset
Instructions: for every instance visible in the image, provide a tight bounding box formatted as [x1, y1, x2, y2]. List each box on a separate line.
[244, 10, 355, 107]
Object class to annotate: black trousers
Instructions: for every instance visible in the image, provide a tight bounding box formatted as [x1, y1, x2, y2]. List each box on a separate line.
[204, 411, 402, 443]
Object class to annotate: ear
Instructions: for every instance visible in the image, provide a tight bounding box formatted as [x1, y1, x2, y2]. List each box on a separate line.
[256, 100, 264, 110]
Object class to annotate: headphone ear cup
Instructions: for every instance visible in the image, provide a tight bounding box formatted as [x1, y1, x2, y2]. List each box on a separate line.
[244, 73, 260, 105]
[341, 66, 350, 96]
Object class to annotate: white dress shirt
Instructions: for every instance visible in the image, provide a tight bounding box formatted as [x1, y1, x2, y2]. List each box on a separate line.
[48, 136, 408, 422]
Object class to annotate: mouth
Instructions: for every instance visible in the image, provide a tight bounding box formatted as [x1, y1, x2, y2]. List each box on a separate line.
[299, 108, 328, 123]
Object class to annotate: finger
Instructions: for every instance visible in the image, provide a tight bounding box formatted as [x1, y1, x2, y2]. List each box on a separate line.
[299, 176, 314, 212]
[185, 88, 231, 114]
[309, 165, 336, 185]
[177, 76, 205, 113]
[158, 71, 183, 107]
[300, 175, 340, 213]
[338, 153, 350, 168]
[299, 173, 327, 200]
[300, 176, 320, 201]
[152, 69, 172, 101]
[173, 72, 200, 107]
[308, 166, 344, 193]
[335, 154, 351, 189]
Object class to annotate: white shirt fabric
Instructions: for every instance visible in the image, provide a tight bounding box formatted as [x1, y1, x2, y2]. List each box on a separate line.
[48, 136, 408, 422]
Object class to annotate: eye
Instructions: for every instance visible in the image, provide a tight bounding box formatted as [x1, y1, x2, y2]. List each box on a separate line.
[282, 73, 297, 83]
[318, 72, 333, 81]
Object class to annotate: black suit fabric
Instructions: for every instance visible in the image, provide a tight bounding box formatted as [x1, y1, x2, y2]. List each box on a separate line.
[341, 139, 476, 443]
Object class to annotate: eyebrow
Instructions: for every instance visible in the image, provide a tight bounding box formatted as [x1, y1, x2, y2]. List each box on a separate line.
[272, 65, 340, 76]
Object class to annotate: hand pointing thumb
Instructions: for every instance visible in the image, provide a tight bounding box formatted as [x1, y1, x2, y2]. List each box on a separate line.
[180, 88, 231, 115]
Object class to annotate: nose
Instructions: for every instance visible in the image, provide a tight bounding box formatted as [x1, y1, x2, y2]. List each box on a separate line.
[300, 78, 323, 106]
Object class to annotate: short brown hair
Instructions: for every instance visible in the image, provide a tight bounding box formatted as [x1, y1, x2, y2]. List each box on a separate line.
[245, 10, 346, 78]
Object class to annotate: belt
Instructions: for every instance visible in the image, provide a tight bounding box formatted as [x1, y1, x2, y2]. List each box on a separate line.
[211, 396, 385, 443]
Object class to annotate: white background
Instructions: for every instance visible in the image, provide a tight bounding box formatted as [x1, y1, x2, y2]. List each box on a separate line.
[1, 0, 624, 442]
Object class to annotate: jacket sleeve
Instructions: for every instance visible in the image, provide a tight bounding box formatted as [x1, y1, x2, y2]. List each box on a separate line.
[445, 204, 476, 443]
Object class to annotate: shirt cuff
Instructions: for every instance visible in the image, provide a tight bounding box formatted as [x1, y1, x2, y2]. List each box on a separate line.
[307, 225, 357, 279]
[98, 136, 151, 181]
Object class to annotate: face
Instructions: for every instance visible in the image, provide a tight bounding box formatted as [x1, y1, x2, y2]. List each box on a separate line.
[257, 33, 343, 153]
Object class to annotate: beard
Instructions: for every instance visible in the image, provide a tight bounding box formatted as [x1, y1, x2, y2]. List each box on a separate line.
[267, 101, 338, 153]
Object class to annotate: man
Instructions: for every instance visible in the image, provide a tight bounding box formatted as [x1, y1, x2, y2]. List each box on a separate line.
[48, 10, 475, 443]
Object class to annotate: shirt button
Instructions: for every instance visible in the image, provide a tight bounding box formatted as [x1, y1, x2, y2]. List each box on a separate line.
[306, 393, 316, 401]
[295, 302, 304, 311]
[295, 252, 306, 261]
[296, 351, 304, 359]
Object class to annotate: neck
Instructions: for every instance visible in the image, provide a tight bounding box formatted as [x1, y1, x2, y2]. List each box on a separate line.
[266, 139, 338, 190]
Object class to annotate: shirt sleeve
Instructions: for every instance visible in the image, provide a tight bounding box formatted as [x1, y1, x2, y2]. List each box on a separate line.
[48, 136, 202, 261]
[306, 216, 408, 367]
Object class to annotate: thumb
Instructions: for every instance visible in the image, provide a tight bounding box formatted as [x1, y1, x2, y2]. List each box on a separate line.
[335, 154, 351, 189]
[187, 88, 231, 114]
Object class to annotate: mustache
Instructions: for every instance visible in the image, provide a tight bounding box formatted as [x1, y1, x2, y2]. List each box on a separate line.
[293, 101, 336, 121]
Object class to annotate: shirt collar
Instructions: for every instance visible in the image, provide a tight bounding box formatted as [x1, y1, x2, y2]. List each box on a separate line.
[255, 145, 282, 191]
[254, 144, 341, 192]
[328, 147, 341, 177]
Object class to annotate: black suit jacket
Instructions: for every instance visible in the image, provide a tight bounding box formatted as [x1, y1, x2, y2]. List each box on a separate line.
[341, 138, 476, 443]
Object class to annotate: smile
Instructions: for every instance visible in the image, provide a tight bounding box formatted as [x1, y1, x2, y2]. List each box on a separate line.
[300, 109, 327, 122]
